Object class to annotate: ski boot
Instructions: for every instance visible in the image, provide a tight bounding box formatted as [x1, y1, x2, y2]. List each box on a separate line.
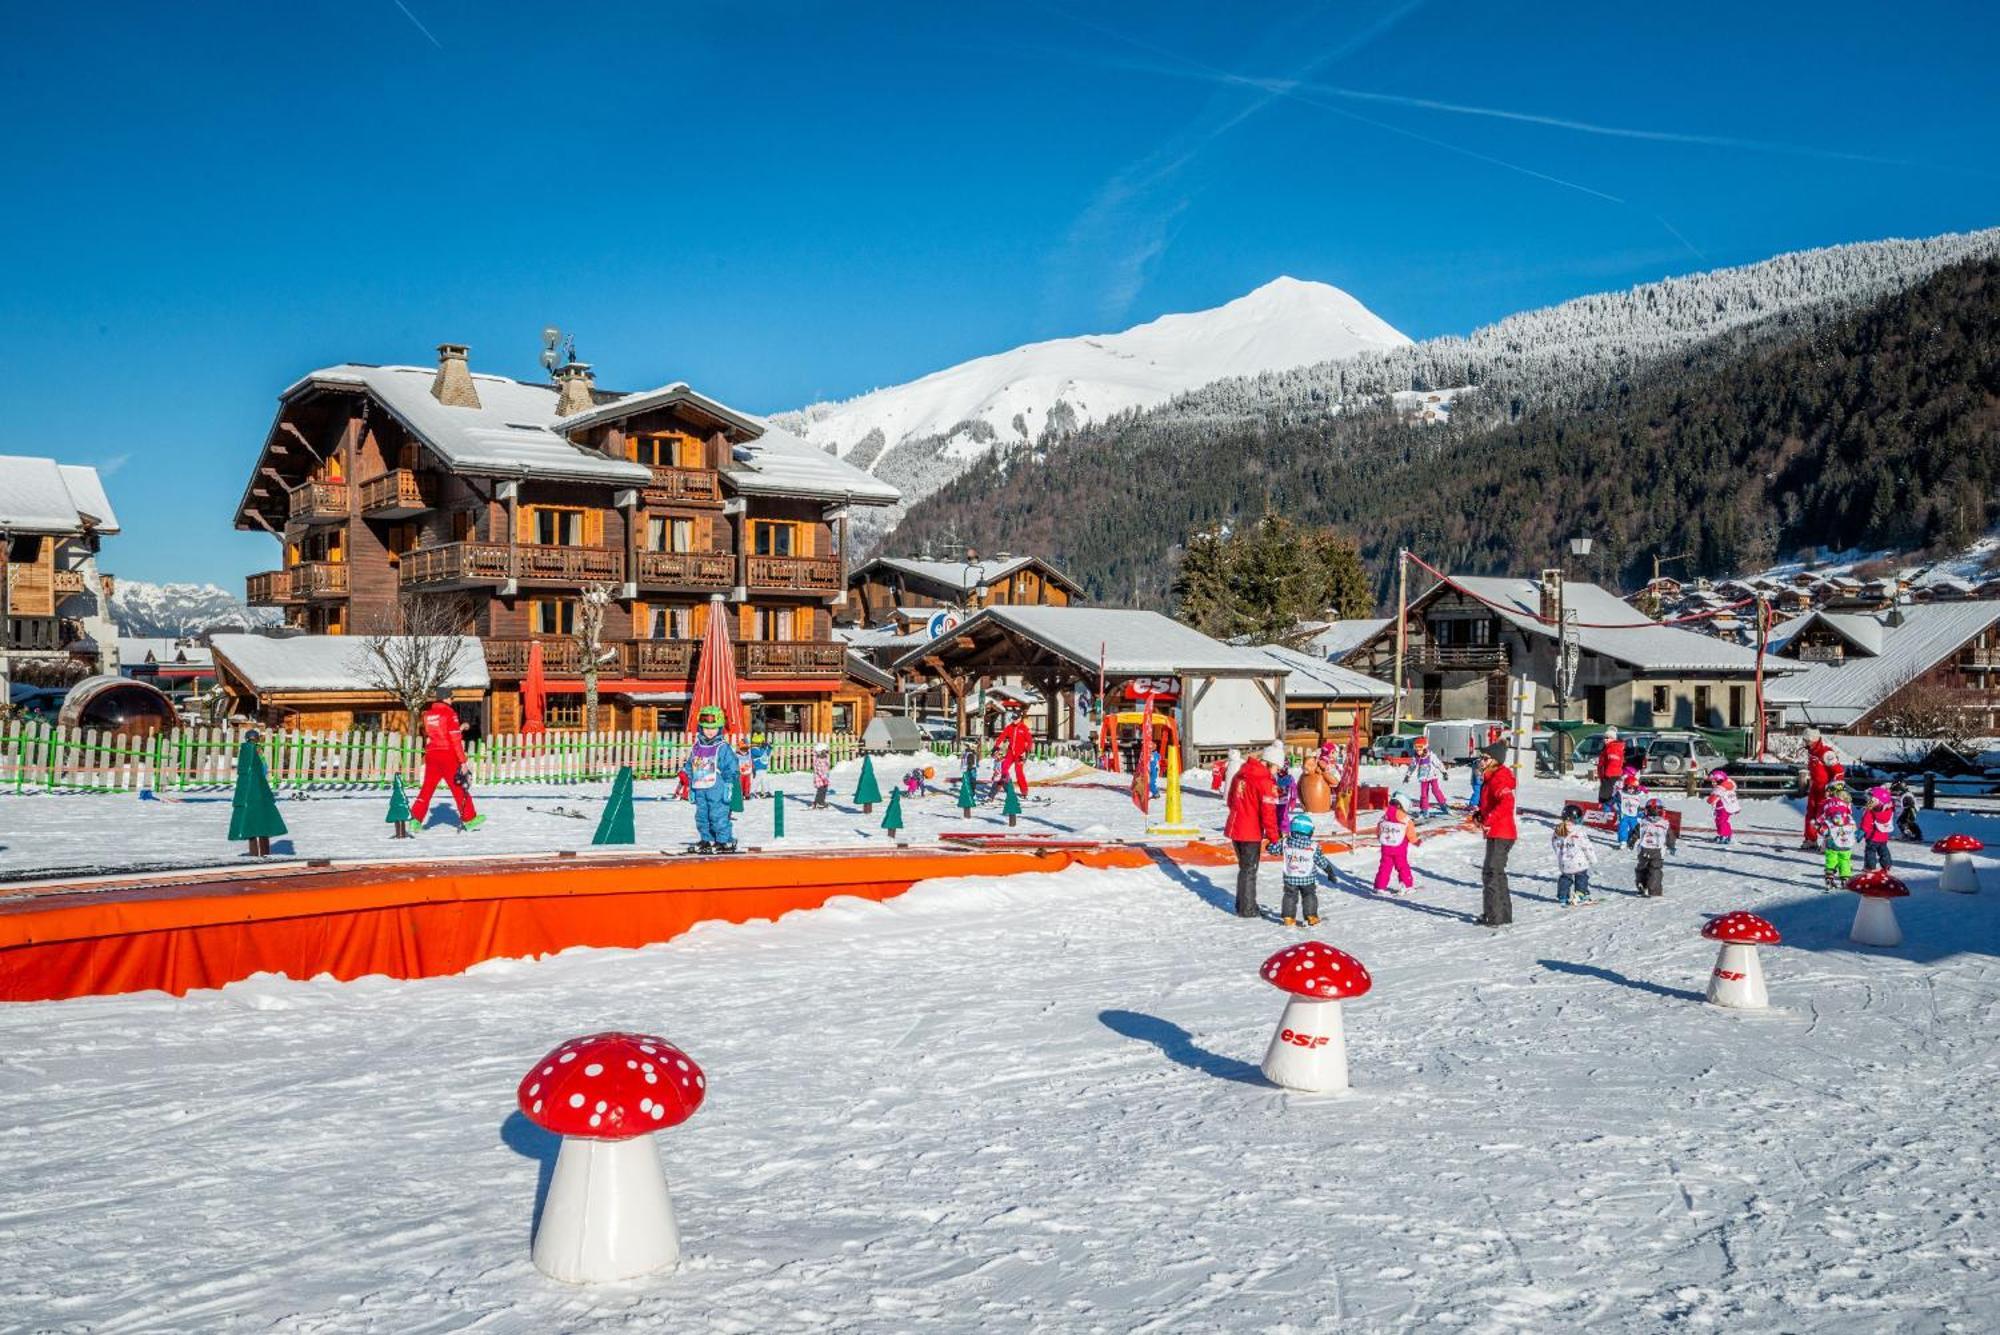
[463, 814, 486, 831]
[693, 841, 715, 855]
[1282, 916, 1296, 927]
[1305, 915, 1321, 927]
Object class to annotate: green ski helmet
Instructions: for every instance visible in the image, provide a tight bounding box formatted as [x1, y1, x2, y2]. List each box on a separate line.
[697, 705, 725, 730]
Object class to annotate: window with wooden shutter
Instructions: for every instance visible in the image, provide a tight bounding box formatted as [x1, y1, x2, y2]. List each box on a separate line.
[491, 690, 521, 735]
[583, 509, 604, 547]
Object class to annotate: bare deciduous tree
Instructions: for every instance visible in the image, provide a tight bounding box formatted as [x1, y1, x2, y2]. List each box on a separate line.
[574, 582, 616, 732]
[354, 593, 473, 733]
[1871, 678, 1980, 755]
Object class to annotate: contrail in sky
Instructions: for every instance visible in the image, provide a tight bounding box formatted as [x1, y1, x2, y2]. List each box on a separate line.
[391, 0, 444, 49]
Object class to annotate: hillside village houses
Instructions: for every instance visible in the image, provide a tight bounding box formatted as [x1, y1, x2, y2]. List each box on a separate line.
[230, 344, 897, 733]
[0, 455, 121, 696]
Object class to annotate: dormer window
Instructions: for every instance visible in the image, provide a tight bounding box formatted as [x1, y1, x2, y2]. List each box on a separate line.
[630, 433, 702, 469]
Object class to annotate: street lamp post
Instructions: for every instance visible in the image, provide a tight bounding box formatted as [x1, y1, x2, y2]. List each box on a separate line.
[1554, 537, 1593, 771]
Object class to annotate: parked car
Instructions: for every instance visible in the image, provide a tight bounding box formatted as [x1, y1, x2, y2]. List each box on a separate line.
[914, 715, 958, 744]
[1371, 734, 1421, 765]
[1570, 730, 1657, 776]
[1639, 732, 1730, 780]
[7, 684, 67, 724]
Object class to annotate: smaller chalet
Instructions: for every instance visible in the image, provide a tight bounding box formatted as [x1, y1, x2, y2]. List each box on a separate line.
[211, 634, 487, 731]
[845, 555, 1081, 629]
[1254, 644, 1394, 746]
[1768, 601, 2000, 734]
[0, 454, 120, 683]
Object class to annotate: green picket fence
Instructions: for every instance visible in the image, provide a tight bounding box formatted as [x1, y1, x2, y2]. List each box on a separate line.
[0, 721, 862, 795]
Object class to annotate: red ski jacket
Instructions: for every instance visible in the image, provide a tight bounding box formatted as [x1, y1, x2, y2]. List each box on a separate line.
[1476, 763, 1518, 840]
[1596, 739, 1625, 780]
[1224, 757, 1281, 844]
[998, 720, 1033, 764]
[419, 701, 467, 769]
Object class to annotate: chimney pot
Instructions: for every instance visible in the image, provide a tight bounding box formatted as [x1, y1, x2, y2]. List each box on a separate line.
[554, 361, 596, 419]
[431, 344, 481, 409]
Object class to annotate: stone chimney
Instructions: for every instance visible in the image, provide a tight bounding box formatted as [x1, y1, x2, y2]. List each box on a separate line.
[430, 343, 481, 409]
[1539, 568, 1563, 622]
[554, 361, 596, 418]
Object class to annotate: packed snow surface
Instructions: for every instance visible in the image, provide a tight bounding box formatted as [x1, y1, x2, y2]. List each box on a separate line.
[1, 769, 1996, 1331]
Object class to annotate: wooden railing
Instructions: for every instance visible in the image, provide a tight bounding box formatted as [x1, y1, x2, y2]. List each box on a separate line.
[745, 554, 842, 594]
[738, 640, 845, 677]
[484, 638, 592, 676]
[632, 639, 699, 677]
[52, 568, 87, 597]
[635, 550, 734, 589]
[246, 570, 294, 605]
[357, 470, 436, 515]
[644, 466, 724, 507]
[291, 562, 350, 598]
[288, 481, 349, 523]
[1401, 644, 1511, 671]
[401, 543, 623, 588]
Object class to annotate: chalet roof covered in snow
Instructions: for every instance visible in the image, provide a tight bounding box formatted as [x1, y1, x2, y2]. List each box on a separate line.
[854, 554, 1081, 596]
[210, 634, 489, 694]
[116, 637, 214, 669]
[1305, 617, 1390, 662]
[1442, 576, 1774, 675]
[551, 381, 764, 438]
[726, 423, 900, 505]
[1255, 645, 1394, 701]
[0, 455, 121, 534]
[1767, 601, 2000, 727]
[894, 605, 1278, 677]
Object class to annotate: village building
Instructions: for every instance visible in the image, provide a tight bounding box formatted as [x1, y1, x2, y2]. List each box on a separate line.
[0, 455, 120, 693]
[1766, 601, 2000, 734]
[1255, 644, 1394, 747]
[210, 634, 488, 731]
[842, 555, 1082, 630]
[117, 637, 217, 692]
[893, 605, 1290, 760]
[231, 345, 897, 734]
[1346, 573, 1788, 732]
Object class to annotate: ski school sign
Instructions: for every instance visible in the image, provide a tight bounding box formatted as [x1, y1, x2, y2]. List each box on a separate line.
[1119, 677, 1181, 703]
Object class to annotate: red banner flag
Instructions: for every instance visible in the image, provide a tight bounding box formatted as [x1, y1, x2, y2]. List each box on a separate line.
[1132, 698, 1155, 815]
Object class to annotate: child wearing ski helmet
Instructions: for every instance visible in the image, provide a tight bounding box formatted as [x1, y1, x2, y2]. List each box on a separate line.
[679, 705, 744, 853]
[1890, 778, 1924, 842]
[1615, 771, 1651, 848]
[1410, 736, 1448, 817]
[1632, 797, 1677, 897]
[1280, 810, 1324, 926]
[1819, 801, 1860, 892]
[810, 740, 832, 809]
[1861, 785, 1896, 870]
[1706, 769, 1741, 844]
[1551, 802, 1598, 906]
[1273, 754, 1298, 830]
[748, 735, 772, 797]
[1373, 794, 1420, 895]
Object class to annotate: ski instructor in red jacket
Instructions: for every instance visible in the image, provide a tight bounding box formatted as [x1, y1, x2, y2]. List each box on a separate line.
[1225, 742, 1284, 918]
[996, 711, 1033, 797]
[411, 688, 483, 831]
[1474, 742, 1516, 927]
[1595, 725, 1625, 806]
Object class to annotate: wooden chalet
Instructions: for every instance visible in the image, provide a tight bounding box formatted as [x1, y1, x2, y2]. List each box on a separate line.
[1768, 601, 2000, 734]
[843, 555, 1081, 630]
[0, 455, 120, 687]
[232, 345, 899, 734]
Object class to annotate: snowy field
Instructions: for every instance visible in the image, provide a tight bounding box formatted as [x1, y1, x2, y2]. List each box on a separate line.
[1, 772, 1997, 1331]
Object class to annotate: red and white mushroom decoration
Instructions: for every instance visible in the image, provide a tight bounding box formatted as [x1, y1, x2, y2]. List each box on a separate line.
[1933, 833, 1984, 894]
[1699, 911, 1781, 1009]
[518, 1031, 706, 1283]
[1259, 941, 1373, 1093]
[1845, 869, 1910, 948]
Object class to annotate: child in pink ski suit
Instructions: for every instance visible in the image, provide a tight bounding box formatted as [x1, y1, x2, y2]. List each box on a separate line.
[1374, 796, 1420, 893]
[1409, 737, 1448, 817]
[1706, 769, 1741, 844]
[1861, 785, 1896, 870]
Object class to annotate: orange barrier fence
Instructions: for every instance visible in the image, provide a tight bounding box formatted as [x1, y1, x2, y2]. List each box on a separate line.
[0, 842, 1258, 1004]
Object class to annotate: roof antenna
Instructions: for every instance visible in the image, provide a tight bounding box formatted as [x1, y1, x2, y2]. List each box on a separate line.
[539, 327, 577, 379]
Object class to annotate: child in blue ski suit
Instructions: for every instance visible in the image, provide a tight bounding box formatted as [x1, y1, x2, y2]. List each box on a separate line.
[1614, 772, 1651, 848]
[747, 735, 772, 797]
[681, 705, 745, 851]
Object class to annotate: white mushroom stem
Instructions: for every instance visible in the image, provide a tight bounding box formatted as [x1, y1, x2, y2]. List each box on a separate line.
[533, 1133, 680, 1284]
[1705, 942, 1768, 1009]
[1939, 852, 1981, 894]
[1261, 995, 1350, 1093]
[1849, 896, 1903, 948]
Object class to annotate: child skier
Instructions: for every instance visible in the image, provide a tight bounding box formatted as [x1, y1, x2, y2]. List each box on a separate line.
[679, 705, 745, 853]
[1615, 771, 1651, 847]
[1632, 797, 1677, 897]
[1551, 802, 1597, 906]
[1819, 803, 1860, 892]
[748, 735, 772, 797]
[1280, 810, 1324, 927]
[810, 740, 832, 809]
[1706, 769, 1741, 844]
[1890, 778, 1924, 842]
[1273, 754, 1298, 830]
[1373, 795, 1419, 895]
[1410, 736, 1449, 817]
[1861, 785, 1896, 871]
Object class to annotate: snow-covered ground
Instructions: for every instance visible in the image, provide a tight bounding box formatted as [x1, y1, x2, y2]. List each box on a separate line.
[2, 772, 1997, 1330]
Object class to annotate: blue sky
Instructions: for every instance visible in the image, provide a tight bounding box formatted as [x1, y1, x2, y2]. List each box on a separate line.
[2, 1, 1995, 586]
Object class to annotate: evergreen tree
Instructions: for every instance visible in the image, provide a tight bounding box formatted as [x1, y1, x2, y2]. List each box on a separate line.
[229, 738, 287, 846]
[881, 788, 904, 836]
[957, 764, 977, 816]
[854, 755, 882, 812]
[1002, 781, 1023, 827]
[385, 774, 412, 838]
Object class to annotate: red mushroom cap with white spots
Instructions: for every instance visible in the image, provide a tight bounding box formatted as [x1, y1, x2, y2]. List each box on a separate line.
[1701, 911, 1781, 945]
[518, 1032, 706, 1140]
[1846, 869, 1910, 898]
[1932, 833, 1985, 854]
[1260, 941, 1372, 1000]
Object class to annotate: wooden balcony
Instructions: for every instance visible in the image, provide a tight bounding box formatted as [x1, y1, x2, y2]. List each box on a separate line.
[632, 639, 699, 678]
[292, 562, 350, 599]
[643, 466, 723, 508]
[1386, 644, 1512, 673]
[288, 481, 350, 524]
[400, 542, 623, 589]
[483, 638, 704, 680]
[484, 638, 595, 677]
[745, 554, 842, 595]
[358, 469, 436, 517]
[52, 568, 87, 597]
[738, 640, 845, 678]
[635, 550, 734, 590]
[246, 570, 296, 605]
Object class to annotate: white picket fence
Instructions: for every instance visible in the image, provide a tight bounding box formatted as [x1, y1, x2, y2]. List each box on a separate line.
[0, 721, 862, 795]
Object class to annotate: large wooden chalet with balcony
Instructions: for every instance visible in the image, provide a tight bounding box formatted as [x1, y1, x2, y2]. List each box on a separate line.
[232, 344, 898, 734]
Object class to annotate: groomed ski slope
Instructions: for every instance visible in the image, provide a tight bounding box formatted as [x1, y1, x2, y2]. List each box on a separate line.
[0, 774, 1995, 1331]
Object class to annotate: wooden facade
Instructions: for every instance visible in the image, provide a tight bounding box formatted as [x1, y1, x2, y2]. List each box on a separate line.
[845, 556, 1081, 630]
[234, 356, 872, 734]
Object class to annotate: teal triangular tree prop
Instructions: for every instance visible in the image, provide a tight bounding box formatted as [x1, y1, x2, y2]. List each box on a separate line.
[729, 762, 746, 815]
[592, 766, 636, 845]
[229, 737, 287, 854]
[386, 773, 412, 838]
[771, 790, 786, 840]
[957, 765, 977, 818]
[881, 788, 904, 837]
[854, 754, 882, 813]
[1003, 781, 1023, 828]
